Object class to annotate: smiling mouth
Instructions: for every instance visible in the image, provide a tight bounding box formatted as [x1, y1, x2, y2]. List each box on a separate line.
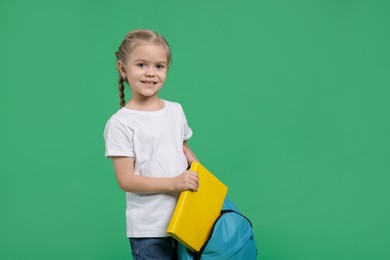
[141, 81, 157, 86]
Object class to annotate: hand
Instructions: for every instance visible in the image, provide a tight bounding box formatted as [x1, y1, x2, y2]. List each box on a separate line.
[173, 170, 199, 192]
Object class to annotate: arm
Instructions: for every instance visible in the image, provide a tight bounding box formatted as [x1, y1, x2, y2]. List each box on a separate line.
[183, 140, 199, 165]
[111, 156, 199, 193]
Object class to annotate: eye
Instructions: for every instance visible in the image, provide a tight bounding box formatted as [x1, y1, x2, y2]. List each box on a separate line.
[136, 63, 146, 68]
[156, 64, 166, 69]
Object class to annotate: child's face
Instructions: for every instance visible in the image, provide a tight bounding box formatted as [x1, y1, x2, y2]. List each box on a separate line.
[121, 43, 169, 100]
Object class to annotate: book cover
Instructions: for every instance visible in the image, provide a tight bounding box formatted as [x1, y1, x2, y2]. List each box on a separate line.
[167, 162, 228, 252]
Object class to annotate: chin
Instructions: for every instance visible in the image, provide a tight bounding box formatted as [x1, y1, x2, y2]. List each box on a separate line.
[140, 92, 159, 97]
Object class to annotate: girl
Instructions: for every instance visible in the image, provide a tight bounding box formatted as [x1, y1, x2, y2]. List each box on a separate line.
[104, 30, 199, 260]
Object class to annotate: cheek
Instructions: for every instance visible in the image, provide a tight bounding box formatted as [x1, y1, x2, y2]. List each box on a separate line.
[159, 71, 168, 81]
[128, 71, 142, 82]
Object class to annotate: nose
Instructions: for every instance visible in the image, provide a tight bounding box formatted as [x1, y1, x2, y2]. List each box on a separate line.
[145, 67, 155, 77]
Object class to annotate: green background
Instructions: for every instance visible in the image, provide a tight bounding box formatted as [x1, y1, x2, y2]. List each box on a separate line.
[1, 0, 389, 259]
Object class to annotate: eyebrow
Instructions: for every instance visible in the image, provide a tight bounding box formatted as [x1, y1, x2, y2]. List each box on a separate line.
[134, 59, 167, 64]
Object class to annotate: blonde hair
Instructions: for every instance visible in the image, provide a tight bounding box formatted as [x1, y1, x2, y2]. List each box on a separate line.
[115, 29, 171, 107]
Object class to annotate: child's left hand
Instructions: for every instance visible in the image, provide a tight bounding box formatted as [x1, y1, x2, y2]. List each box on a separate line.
[173, 170, 199, 192]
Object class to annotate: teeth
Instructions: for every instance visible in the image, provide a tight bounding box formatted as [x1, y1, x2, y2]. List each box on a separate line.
[143, 81, 155, 85]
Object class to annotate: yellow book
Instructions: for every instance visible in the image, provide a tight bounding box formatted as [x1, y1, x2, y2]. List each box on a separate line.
[167, 162, 228, 252]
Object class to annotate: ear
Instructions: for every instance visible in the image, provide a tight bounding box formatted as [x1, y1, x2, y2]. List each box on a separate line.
[116, 60, 127, 78]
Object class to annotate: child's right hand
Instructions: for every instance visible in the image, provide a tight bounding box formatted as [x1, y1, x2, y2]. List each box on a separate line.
[174, 170, 199, 192]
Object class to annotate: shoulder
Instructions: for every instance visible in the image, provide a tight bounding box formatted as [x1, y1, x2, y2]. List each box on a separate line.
[163, 99, 184, 112]
[104, 109, 135, 132]
[107, 107, 138, 123]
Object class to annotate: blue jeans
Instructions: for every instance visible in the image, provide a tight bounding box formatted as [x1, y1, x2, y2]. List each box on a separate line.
[129, 237, 178, 260]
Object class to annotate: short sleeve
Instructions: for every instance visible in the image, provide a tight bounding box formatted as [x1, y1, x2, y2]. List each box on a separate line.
[104, 117, 134, 158]
[180, 105, 193, 141]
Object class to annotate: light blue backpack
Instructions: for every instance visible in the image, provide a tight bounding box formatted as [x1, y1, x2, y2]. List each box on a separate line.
[178, 197, 258, 259]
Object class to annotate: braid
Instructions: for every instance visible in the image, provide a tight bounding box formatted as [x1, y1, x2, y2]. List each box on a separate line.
[118, 76, 125, 108]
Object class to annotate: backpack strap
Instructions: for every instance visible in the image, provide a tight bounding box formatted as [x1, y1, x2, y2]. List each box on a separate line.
[220, 210, 253, 227]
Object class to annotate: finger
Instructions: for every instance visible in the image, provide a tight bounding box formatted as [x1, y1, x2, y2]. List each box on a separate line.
[187, 170, 197, 176]
[192, 173, 199, 182]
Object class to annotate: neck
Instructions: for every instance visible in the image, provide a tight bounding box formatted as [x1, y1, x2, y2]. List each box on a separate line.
[125, 96, 164, 111]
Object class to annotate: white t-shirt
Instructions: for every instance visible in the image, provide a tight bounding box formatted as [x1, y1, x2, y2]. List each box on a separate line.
[104, 100, 193, 237]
